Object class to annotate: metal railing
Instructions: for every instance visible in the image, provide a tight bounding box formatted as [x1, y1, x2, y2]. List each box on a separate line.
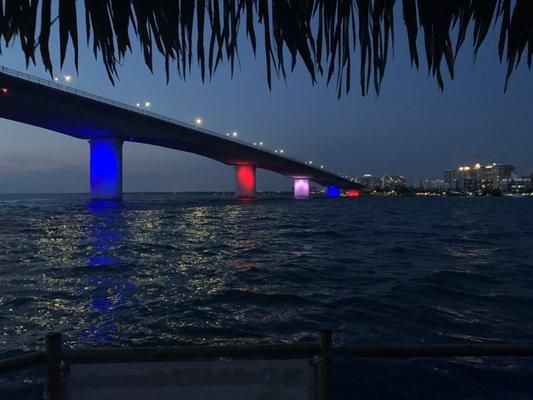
[0, 65, 351, 181]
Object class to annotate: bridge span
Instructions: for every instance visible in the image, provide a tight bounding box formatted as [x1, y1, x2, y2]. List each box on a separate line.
[0, 66, 365, 200]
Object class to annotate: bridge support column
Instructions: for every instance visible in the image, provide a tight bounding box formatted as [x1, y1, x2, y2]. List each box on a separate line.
[90, 137, 123, 200]
[326, 186, 341, 198]
[234, 164, 256, 198]
[346, 190, 361, 198]
[293, 178, 310, 198]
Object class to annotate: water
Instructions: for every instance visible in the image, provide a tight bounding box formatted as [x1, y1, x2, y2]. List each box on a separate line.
[1, 193, 532, 398]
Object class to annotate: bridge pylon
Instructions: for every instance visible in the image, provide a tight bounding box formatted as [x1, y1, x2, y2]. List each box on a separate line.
[293, 178, 310, 198]
[89, 137, 123, 200]
[234, 164, 256, 198]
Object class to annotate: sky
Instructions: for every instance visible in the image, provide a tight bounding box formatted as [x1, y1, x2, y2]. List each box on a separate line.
[0, 13, 532, 193]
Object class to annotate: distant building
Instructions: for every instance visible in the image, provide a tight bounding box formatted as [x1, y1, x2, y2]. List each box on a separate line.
[444, 163, 515, 192]
[499, 175, 532, 194]
[381, 175, 406, 189]
[359, 174, 380, 188]
[358, 174, 407, 190]
[414, 179, 448, 191]
[484, 164, 515, 189]
[444, 169, 457, 188]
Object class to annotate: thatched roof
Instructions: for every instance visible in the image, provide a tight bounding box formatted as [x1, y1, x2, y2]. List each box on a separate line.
[1, 1, 531, 95]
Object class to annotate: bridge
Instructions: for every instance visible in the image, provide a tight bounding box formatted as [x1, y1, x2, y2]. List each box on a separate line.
[0, 66, 365, 200]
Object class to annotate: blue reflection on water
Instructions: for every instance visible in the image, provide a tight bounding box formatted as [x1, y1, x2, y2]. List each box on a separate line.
[86, 200, 124, 265]
[81, 200, 138, 343]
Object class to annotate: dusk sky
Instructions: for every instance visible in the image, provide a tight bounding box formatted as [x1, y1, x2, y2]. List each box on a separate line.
[0, 22, 531, 193]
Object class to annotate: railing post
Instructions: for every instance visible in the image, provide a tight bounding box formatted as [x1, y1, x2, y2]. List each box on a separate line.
[44, 332, 62, 400]
[317, 330, 332, 400]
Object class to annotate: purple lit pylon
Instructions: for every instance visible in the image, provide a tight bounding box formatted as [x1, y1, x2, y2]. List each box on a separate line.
[293, 178, 310, 198]
[90, 137, 123, 200]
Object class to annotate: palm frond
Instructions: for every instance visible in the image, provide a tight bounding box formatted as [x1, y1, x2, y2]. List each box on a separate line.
[0, 0, 531, 94]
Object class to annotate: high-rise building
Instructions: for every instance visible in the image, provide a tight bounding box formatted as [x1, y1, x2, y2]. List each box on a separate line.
[499, 175, 530, 193]
[358, 174, 407, 190]
[444, 169, 459, 189]
[415, 179, 447, 190]
[381, 175, 406, 188]
[359, 174, 380, 188]
[444, 163, 515, 192]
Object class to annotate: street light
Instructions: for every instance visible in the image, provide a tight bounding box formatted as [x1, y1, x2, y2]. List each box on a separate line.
[195, 117, 203, 125]
[232, 131, 238, 137]
[135, 101, 152, 109]
[259, 142, 263, 146]
[279, 149, 284, 154]
[53, 75, 72, 84]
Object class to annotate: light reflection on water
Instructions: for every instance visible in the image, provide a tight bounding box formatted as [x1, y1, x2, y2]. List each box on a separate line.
[81, 200, 138, 343]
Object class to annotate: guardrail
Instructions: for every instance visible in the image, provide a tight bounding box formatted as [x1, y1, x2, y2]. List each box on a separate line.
[0, 65, 353, 182]
[2, 330, 533, 400]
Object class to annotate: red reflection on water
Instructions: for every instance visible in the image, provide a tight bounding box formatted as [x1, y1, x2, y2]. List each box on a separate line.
[347, 190, 360, 198]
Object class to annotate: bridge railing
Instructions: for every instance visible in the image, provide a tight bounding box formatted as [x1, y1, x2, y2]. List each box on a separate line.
[0, 65, 354, 182]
